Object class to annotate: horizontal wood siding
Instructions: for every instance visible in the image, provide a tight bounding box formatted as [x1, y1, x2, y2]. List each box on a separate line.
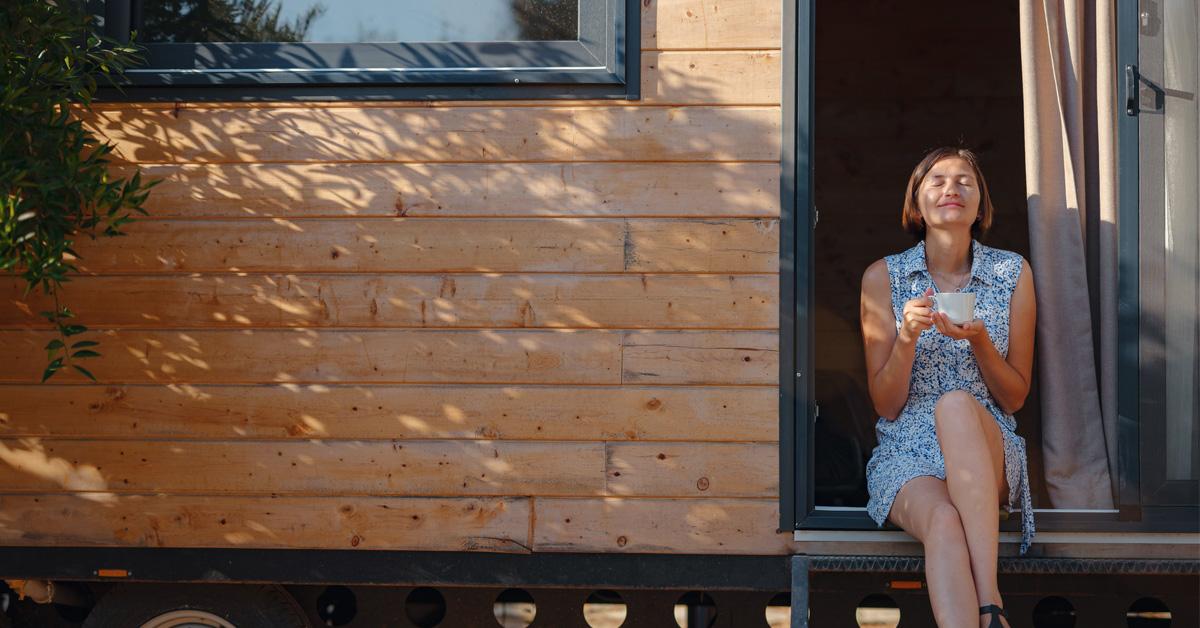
[51, 218, 778, 274]
[127, 162, 780, 218]
[0, 0, 790, 556]
[0, 385, 777, 441]
[90, 107, 781, 164]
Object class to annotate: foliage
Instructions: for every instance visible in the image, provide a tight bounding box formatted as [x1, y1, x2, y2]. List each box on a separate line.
[511, 0, 578, 41]
[0, 0, 157, 382]
[141, 0, 326, 43]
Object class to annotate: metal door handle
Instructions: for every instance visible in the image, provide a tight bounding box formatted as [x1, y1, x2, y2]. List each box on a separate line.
[1125, 65, 1139, 116]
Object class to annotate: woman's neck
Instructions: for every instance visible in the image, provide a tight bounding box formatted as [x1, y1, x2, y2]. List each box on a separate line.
[924, 231, 972, 276]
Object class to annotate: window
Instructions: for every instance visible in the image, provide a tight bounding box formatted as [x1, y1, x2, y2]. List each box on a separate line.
[95, 0, 638, 100]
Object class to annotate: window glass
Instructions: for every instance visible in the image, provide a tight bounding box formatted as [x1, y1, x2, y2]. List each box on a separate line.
[1160, 0, 1199, 483]
[139, 0, 579, 44]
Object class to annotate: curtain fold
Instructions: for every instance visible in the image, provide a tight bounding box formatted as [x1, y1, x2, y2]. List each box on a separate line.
[1018, 0, 1118, 508]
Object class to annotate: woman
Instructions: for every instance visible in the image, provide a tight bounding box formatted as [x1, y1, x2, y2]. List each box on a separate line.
[859, 147, 1035, 628]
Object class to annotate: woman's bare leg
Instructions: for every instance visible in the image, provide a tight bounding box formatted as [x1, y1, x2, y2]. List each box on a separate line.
[889, 476, 977, 627]
[933, 390, 1011, 628]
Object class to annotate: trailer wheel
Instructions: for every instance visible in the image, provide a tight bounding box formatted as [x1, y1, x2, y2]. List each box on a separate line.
[81, 584, 309, 628]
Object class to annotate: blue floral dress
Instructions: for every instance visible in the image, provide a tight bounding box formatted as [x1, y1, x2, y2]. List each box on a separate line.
[865, 239, 1035, 554]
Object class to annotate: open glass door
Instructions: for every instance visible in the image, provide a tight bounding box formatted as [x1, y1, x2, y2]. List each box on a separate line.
[1129, 0, 1200, 510]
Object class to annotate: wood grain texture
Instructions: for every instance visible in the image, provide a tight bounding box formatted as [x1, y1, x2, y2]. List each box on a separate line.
[0, 439, 605, 496]
[0, 330, 774, 385]
[87, 107, 781, 164]
[623, 219, 779, 272]
[621, 330, 778, 385]
[641, 51, 780, 104]
[130, 162, 780, 218]
[63, 219, 777, 274]
[0, 329, 622, 385]
[533, 497, 795, 554]
[3, 274, 777, 329]
[605, 442, 777, 497]
[643, 0, 782, 50]
[67, 218, 624, 274]
[0, 494, 531, 551]
[0, 384, 778, 441]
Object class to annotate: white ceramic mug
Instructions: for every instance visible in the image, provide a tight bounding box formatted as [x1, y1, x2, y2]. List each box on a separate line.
[932, 292, 976, 325]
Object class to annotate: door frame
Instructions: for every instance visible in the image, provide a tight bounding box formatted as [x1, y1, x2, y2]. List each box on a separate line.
[781, 0, 1199, 534]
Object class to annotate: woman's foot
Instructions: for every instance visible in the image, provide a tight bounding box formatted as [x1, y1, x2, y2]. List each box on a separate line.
[979, 604, 1011, 628]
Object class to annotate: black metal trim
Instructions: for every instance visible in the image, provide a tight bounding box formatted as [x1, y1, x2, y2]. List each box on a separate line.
[98, 0, 639, 101]
[782, 0, 816, 533]
[796, 506, 1199, 533]
[802, 555, 1200, 576]
[1115, 0, 1143, 518]
[0, 548, 789, 590]
[778, 0, 798, 533]
[790, 555, 810, 628]
[96, 82, 635, 102]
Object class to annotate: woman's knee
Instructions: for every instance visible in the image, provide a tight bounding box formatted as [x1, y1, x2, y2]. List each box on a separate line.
[924, 502, 967, 544]
[934, 390, 983, 432]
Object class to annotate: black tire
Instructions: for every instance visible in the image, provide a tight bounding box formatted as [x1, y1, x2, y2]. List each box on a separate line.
[82, 584, 309, 628]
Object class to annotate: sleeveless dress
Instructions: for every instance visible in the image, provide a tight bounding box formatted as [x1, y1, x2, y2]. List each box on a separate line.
[865, 239, 1035, 554]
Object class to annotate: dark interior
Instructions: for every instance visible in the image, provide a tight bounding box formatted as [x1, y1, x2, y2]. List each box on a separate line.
[811, 0, 1048, 508]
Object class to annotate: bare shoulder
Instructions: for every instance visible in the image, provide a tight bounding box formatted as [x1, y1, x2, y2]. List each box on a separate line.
[862, 258, 890, 291]
[1015, 256, 1035, 288]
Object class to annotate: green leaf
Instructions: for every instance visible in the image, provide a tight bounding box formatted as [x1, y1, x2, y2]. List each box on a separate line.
[70, 349, 101, 359]
[70, 340, 100, 349]
[61, 324, 87, 336]
[41, 357, 64, 383]
[72, 364, 97, 382]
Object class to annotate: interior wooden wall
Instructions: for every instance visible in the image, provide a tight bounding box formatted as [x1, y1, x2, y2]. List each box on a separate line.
[0, 0, 795, 555]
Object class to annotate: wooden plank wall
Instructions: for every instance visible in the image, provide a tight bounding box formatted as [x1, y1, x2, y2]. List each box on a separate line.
[0, 0, 793, 556]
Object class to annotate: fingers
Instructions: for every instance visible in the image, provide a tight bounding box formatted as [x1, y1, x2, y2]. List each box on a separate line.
[931, 313, 977, 338]
[931, 312, 948, 335]
[909, 313, 933, 326]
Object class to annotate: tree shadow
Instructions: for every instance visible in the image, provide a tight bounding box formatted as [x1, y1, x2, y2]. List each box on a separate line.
[0, 0, 789, 554]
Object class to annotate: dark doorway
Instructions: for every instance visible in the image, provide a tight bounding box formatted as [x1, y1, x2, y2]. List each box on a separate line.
[810, 0, 1046, 508]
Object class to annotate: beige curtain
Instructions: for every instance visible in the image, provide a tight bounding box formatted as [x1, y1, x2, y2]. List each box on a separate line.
[1018, 0, 1117, 508]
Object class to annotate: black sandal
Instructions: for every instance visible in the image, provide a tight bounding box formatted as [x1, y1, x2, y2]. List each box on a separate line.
[980, 604, 1007, 628]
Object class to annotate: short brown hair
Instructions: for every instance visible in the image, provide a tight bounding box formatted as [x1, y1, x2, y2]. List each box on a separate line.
[901, 147, 995, 240]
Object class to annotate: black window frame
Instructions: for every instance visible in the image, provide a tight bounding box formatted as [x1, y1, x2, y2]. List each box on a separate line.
[781, 0, 1199, 535]
[97, 0, 639, 101]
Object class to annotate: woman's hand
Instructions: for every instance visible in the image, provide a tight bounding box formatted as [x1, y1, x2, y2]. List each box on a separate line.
[898, 288, 936, 344]
[932, 311, 987, 342]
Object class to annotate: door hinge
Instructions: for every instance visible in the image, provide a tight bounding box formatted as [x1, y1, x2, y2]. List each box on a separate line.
[812, 403, 820, 423]
[812, 207, 819, 229]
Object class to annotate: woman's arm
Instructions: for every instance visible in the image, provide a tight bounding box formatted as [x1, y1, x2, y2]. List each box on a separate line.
[934, 258, 1037, 414]
[861, 259, 930, 420]
[968, 259, 1036, 414]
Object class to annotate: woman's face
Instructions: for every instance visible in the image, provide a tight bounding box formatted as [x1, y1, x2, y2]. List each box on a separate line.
[916, 156, 980, 234]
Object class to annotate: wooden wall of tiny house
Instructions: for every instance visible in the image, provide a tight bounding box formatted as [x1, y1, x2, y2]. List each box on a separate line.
[0, 0, 796, 555]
